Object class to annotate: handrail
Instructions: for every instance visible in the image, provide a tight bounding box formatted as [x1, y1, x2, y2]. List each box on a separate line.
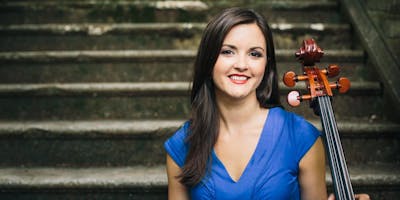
[339, 0, 400, 114]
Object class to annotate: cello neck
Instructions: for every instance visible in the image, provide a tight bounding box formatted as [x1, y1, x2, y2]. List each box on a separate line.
[318, 95, 354, 200]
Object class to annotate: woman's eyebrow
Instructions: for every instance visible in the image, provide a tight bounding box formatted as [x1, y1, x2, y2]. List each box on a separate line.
[221, 44, 237, 50]
[250, 46, 266, 52]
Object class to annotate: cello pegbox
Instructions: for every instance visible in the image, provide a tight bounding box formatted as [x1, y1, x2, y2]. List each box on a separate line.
[287, 90, 312, 107]
[283, 71, 308, 87]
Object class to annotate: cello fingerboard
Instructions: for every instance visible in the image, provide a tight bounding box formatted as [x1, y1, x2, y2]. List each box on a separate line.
[318, 95, 355, 200]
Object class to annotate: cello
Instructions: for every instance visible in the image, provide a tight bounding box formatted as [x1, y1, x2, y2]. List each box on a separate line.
[283, 39, 354, 200]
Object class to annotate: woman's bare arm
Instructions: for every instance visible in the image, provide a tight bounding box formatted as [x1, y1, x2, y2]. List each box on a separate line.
[299, 137, 328, 200]
[166, 154, 189, 200]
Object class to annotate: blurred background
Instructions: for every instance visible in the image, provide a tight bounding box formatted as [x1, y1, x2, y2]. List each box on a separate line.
[0, 0, 398, 199]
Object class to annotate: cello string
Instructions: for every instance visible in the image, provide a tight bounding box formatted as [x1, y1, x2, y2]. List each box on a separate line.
[319, 96, 343, 200]
[325, 96, 354, 198]
[324, 96, 351, 198]
[325, 96, 350, 200]
[322, 96, 354, 199]
[318, 97, 335, 197]
[325, 97, 348, 197]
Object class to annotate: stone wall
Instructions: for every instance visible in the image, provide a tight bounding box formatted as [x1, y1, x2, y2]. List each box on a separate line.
[363, 0, 400, 65]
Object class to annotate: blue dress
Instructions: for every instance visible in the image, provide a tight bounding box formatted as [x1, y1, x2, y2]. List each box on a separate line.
[164, 107, 320, 200]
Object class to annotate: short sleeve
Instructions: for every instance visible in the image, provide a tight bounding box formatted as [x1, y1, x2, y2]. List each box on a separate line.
[291, 114, 321, 163]
[164, 121, 190, 167]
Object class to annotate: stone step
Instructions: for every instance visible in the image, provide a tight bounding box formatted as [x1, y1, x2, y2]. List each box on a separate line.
[0, 1, 340, 24]
[0, 49, 363, 63]
[0, 81, 385, 121]
[0, 82, 380, 97]
[0, 120, 180, 167]
[0, 22, 351, 50]
[0, 119, 397, 167]
[0, 166, 167, 200]
[0, 164, 398, 200]
[0, 49, 369, 83]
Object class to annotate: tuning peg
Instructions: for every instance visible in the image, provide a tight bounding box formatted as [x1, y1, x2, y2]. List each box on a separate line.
[328, 77, 350, 93]
[283, 71, 308, 87]
[323, 64, 340, 78]
[287, 91, 301, 106]
[287, 91, 312, 107]
[283, 71, 297, 87]
[337, 77, 350, 93]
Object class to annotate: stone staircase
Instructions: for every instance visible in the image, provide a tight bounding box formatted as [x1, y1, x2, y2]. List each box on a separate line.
[0, 0, 399, 199]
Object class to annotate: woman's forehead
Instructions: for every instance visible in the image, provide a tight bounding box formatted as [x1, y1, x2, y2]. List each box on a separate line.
[222, 23, 267, 49]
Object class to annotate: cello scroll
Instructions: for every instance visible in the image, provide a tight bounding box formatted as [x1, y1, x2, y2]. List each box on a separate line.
[282, 39, 350, 108]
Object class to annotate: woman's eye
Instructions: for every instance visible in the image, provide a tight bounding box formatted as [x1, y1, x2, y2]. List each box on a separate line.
[221, 49, 234, 55]
[250, 51, 263, 58]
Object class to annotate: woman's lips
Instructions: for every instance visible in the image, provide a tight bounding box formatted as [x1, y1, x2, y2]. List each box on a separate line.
[229, 75, 249, 84]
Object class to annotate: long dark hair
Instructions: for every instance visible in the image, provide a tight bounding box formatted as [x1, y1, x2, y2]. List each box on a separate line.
[179, 7, 281, 187]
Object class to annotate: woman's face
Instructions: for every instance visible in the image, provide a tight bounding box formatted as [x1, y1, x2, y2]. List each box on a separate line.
[212, 23, 267, 101]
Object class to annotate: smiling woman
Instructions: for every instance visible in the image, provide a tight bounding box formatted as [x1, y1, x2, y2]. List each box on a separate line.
[212, 23, 267, 101]
[164, 7, 368, 200]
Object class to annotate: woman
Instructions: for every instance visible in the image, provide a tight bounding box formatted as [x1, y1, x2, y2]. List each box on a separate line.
[164, 7, 370, 200]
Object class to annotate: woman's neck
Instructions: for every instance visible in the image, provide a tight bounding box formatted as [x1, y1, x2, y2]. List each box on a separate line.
[215, 92, 266, 134]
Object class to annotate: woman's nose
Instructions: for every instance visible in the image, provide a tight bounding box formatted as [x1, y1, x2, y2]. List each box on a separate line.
[234, 55, 248, 71]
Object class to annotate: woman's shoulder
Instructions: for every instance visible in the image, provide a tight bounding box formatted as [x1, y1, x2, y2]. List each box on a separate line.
[270, 106, 320, 140]
[169, 120, 191, 140]
[271, 106, 314, 126]
[270, 107, 321, 161]
[164, 120, 191, 167]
